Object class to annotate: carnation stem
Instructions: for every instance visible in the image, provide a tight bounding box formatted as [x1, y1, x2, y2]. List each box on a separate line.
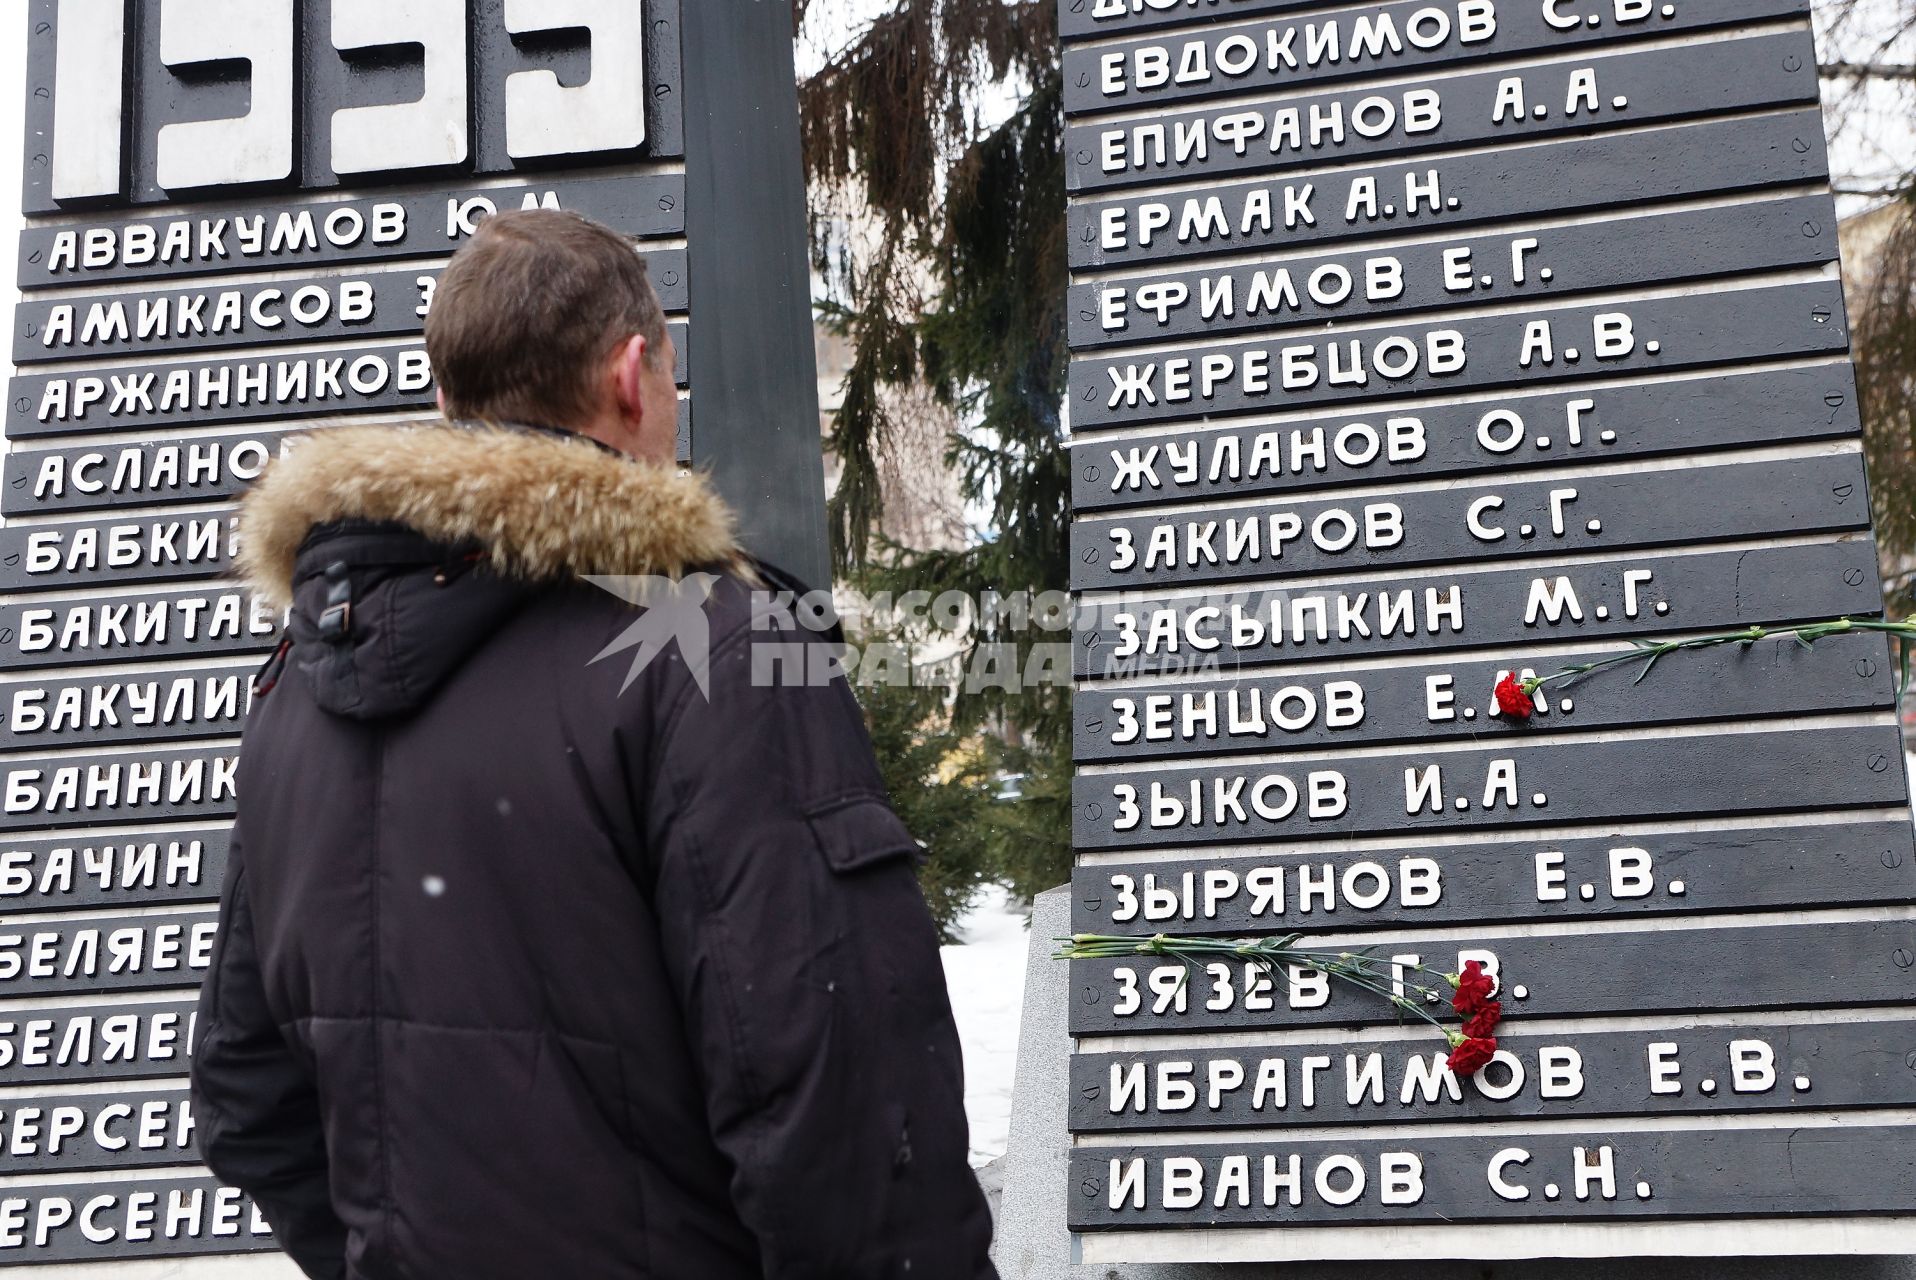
[1055, 933, 1459, 1039]
[1519, 616, 1916, 699]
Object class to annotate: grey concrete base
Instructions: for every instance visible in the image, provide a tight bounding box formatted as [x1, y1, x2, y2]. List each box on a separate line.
[989, 886, 1916, 1280]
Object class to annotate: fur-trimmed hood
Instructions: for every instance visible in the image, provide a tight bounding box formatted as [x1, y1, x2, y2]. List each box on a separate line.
[239, 423, 745, 609]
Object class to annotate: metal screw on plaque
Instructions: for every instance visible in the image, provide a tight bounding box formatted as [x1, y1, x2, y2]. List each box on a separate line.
[1812, 305, 1832, 325]
[1793, 137, 1812, 154]
[1803, 220, 1824, 239]
[12, 398, 27, 414]
[1070, 0, 1086, 11]
[1083, 464, 1101, 483]
[1085, 717, 1104, 734]
[1077, 150, 1091, 166]
[1858, 658, 1879, 678]
[10, 474, 25, 489]
[1084, 802, 1104, 821]
[0, 630, 13, 645]
[1082, 896, 1103, 912]
[1078, 71, 1092, 88]
[1894, 949, 1915, 970]
[653, 82, 672, 101]
[22, 322, 37, 339]
[1845, 568, 1867, 587]
[1082, 548, 1099, 564]
[27, 249, 41, 264]
[1834, 482, 1855, 501]
[4, 554, 19, 568]
[1081, 225, 1097, 244]
[1082, 985, 1101, 1005]
[1079, 309, 1096, 323]
[1083, 385, 1097, 402]
[1884, 848, 1905, 869]
[1868, 754, 1891, 773]
[1082, 1083, 1102, 1102]
[1081, 1178, 1101, 1199]
[1782, 53, 1804, 72]
[657, 194, 675, 213]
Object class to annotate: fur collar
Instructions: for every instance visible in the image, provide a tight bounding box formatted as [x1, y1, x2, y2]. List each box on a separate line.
[238, 423, 745, 607]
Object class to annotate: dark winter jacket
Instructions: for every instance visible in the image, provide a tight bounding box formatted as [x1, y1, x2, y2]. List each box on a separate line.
[190, 422, 996, 1280]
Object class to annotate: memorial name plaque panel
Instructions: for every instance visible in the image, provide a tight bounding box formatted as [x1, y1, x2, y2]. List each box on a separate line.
[1062, 0, 1916, 1262]
[1068, 1015, 1916, 1131]
[1071, 109, 1837, 270]
[1070, 365, 1865, 513]
[1066, 31, 1823, 194]
[5, 0, 825, 1266]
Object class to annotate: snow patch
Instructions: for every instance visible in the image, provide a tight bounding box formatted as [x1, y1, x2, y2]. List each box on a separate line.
[940, 886, 1031, 1167]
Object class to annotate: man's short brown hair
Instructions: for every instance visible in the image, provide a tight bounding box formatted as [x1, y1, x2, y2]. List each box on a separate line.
[426, 209, 669, 427]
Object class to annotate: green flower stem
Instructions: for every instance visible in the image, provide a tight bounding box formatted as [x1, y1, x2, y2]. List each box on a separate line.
[1056, 933, 1460, 1040]
[1518, 616, 1916, 698]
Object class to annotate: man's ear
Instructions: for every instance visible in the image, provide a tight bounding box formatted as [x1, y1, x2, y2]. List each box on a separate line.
[613, 334, 649, 425]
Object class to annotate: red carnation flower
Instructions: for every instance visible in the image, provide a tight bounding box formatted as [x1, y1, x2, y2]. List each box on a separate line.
[1494, 674, 1535, 720]
[1462, 1000, 1503, 1039]
[1451, 960, 1495, 1015]
[1447, 1036, 1499, 1077]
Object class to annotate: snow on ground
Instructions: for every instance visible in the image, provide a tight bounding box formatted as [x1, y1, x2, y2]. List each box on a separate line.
[939, 886, 1032, 1167]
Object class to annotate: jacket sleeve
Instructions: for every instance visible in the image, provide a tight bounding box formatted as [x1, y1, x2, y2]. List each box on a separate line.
[639, 621, 996, 1280]
[191, 826, 348, 1280]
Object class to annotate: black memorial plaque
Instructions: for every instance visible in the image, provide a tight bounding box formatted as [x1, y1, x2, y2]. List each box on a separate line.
[0, 998, 198, 1087]
[1066, 31, 1823, 194]
[1070, 819, 1916, 935]
[1066, 0, 1809, 115]
[1074, 631, 1896, 761]
[17, 173, 686, 290]
[0, 1087, 197, 1176]
[5, 430, 299, 518]
[1072, 725, 1909, 851]
[1070, 194, 1840, 350]
[1072, 109, 1835, 270]
[1068, 916, 1916, 1035]
[1062, 0, 1780, 39]
[0, 664, 254, 751]
[1068, 1125, 1916, 1230]
[0, 746, 238, 833]
[8, 342, 435, 440]
[0, 827, 230, 915]
[1074, 541, 1887, 680]
[0, 1175, 273, 1264]
[0, 510, 242, 596]
[1071, 280, 1851, 431]
[1069, 1015, 1916, 1131]
[6, 319, 691, 445]
[1071, 365, 1863, 513]
[0, 587, 280, 674]
[0, 910, 218, 999]
[12, 252, 691, 366]
[1071, 453, 1873, 591]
